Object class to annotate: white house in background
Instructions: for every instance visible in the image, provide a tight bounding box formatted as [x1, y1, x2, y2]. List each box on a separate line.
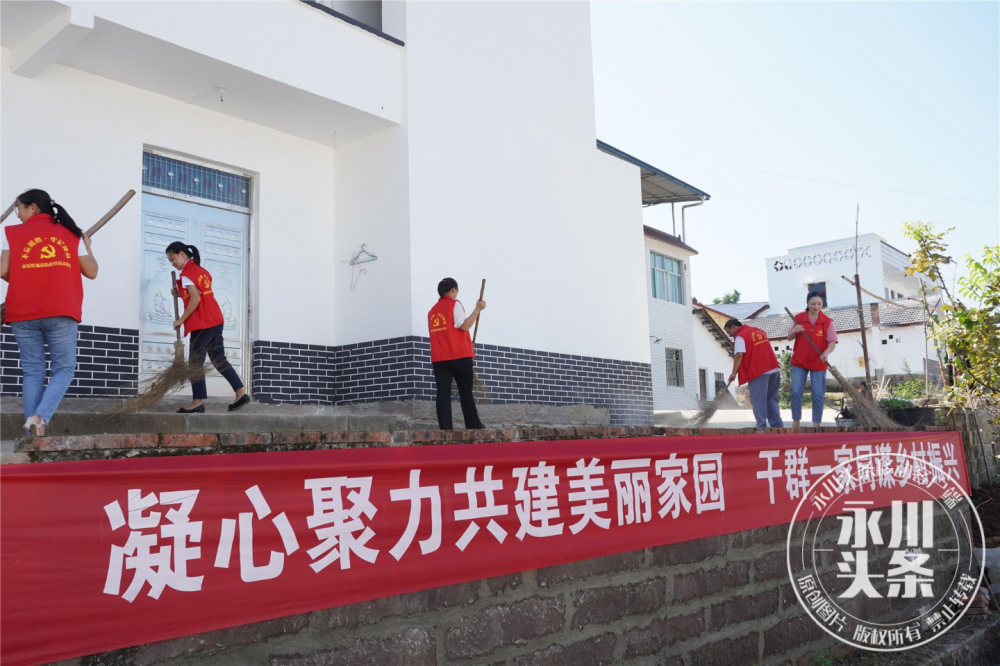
[0, 0, 713, 425]
[691, 234, 939, 388]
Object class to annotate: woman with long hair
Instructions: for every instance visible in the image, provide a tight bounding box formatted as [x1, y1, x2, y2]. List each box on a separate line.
[165, 241, 249, 413]
[787, 290, 839, 428]
[1, 189, 98, 435]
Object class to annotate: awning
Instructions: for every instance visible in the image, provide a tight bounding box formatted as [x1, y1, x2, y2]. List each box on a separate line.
[597, 140, 711, 206]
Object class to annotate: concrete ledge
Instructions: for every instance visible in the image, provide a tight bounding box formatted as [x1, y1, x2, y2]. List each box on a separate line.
[11, 423, 919, 463]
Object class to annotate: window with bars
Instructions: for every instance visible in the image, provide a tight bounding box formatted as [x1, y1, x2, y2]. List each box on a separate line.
[650, 252, 684, 304]
[665, 349, 684, 387]
[142, 153, 251, 210]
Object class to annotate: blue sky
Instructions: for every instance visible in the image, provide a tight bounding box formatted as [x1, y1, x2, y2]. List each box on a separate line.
[591, 1, 999, 303]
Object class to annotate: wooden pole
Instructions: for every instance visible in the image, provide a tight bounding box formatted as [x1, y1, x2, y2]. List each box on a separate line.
[853, 205, 872, 384]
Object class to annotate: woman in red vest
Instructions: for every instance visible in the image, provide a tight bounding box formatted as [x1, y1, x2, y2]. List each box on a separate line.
[428, 277, 485, 430]
[786, 290, 838, 428]
[166, 242, 249, 413]
[1, 189, 98, 436]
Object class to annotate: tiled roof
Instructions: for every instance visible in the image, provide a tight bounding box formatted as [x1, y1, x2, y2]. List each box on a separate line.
[698, 301, 770, 320]
[749, 297, 938, 340]
[643, 226, 698, 255]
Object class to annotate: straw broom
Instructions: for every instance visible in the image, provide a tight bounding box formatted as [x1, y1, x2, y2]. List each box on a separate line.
[1, 190, 135, 325]
[110, 273, 200, 413]
[783, 307, 898, 430]
[686, 380, 734, 427]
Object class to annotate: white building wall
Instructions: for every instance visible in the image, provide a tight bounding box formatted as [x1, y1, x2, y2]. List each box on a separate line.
[878, 326, 934, 376]
[692, 316, 735, 401]
[645, 238, 697, 410]
[401, 0, 650, 364]
[0, 49, 338, 345]
[764, 235, 887, 314]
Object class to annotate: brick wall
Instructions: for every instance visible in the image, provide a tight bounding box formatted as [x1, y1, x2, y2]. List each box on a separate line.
[253, 336, 653, 426]
[0, 324, 138, 398]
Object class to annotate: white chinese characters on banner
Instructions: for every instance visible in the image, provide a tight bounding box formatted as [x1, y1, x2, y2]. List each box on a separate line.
[214, 485, 300, 582]
[304, 476, 379, 572]
[454, 466, 509, 550]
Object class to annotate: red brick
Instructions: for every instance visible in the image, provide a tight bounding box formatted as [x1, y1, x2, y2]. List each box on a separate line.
[219, 433, 272, 447]
[623, 610, 704, 658]
[271, 432, 321, 446]
[19, 435, 93, 451]
[271, 627, 434, 666]
[486, 572, 522, 595]
[516, 633, 617, 666]
[327, 582, 478, 629]
[393, 430, 446, 444]
[97, 434, 160, 450]
[690, 632, 759, 666]
[572, 578, 665, 629]
[135, 614, 308, 665]
[537, 549, 644, 587]
[755, 549, 789, 582]
[674, 561, 750, 603]
[574, 426, 606, 439]
[444, 597, 564, 660]
[709, 588, 779, 629]
[602, 427, 629, 438]
[160, 433, 218, 448]
[651, 534, 726, 566]
[763, 613, 824, 658]
[322, 431, 391, 444]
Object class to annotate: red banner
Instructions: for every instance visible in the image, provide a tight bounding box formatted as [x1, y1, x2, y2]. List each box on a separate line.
[1, 432, 968, 666]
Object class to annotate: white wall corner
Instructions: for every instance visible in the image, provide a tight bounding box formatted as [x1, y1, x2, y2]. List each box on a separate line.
[10, 5, 94, 79]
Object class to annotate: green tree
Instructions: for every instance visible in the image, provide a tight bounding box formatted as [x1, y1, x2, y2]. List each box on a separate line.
[902, 222, 999, 425]
[712, 289, 741, 305]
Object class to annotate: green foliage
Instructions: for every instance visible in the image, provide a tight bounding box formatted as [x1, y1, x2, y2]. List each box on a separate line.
[808, 653, 834, 666]
[778, 351, 792, 407]
[712, 289, 741, 305]
[901, 222, 999, 425]
[880, 396, 914, 409]
[892, 379, 926, 400]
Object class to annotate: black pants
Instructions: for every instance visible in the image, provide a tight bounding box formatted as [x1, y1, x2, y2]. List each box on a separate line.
[433, 357, 483, 430]
[189, 324, 244, 400]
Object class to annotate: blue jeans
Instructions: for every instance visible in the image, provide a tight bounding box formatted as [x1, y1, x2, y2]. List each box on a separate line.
[10, 316, 79, 424]
[791, 365, 827, 424]
[748, 371, 783, 428]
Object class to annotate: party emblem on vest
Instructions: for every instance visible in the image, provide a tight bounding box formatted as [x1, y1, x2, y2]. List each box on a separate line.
[39, 245, 56, 259]
[786, 453, 984, 651]
[430, 313, 447, 332]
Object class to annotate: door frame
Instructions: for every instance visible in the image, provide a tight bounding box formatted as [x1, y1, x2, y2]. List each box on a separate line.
[141, 146, 256, 398]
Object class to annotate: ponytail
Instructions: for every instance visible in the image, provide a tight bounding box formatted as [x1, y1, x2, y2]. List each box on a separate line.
[165, 241, 201, 266]
[16, 189, 83, 238]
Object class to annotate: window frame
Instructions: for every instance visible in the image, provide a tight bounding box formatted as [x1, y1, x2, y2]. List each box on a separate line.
[650, 251, 684, 304]
[665, 348, 684, 387]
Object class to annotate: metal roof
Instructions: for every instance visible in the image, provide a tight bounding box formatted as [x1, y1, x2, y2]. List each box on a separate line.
[698, 301, 770, 320]
[748, 297, 939, 339]
[597, 140, 711, 205]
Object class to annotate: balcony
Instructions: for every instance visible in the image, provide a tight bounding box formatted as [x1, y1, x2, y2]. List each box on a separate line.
[0, 0, 402, 147]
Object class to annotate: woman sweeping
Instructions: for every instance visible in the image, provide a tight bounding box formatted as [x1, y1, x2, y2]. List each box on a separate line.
[1, 189, 98, 436]
[166, 242, 249, 413]
[786, 290, 838, 428]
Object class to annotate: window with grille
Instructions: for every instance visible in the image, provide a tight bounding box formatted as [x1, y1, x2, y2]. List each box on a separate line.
[651, 252, 684, 304]
[665, 349, 684, 387]
[142, 153, 251, 210]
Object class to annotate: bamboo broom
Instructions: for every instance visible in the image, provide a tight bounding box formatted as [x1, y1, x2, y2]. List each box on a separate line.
[686, 380, 734, 427]
[1, 190, 135, 325]
[783, 307, 898, 430]
[110, 273, 200, 413]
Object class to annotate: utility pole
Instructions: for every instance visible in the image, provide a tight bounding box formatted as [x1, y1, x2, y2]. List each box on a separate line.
[853, 205, 872, 384]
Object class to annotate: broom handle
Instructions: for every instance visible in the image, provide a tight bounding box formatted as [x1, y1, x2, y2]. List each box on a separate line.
[1, 199, 16, 224]
[84, 190, 135, 238]
[171, 271, 181, 343]
[472, 278, 486, 344]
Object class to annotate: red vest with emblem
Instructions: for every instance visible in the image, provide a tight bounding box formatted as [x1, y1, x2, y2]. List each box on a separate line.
[177, 261, 225, 336]
[791, 310, 831, 371]
[735, 325, 780, 385]
[3, 214, 84, 323]
[428, 297, 475, 362]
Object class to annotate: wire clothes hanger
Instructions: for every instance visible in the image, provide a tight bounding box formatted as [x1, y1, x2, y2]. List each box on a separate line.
[349, 244, 378, 266]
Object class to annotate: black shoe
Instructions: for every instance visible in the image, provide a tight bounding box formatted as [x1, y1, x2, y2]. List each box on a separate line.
[177, 405, 205, 414]
[228, 395, 251, 412]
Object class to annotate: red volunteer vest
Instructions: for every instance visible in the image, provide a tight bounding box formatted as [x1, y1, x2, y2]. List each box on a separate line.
[177, 261, 225, 336]
[791, 310, 831, 371]
[735, 325, 780, 385]
[428, 297, 475, 362]
[3, 214, 84, 323]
